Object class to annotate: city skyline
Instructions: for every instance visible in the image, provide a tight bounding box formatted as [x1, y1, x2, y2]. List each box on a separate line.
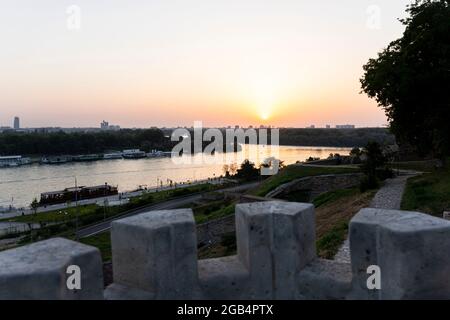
[0, 115, 375, 130]
[0, 1, 411, 128]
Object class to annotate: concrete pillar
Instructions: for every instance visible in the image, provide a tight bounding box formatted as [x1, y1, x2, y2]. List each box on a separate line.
[110, 209, 198, 299]
[0, 238, 104, 300]
[235, 201, 316, 299]
[349, 208, 450, 299]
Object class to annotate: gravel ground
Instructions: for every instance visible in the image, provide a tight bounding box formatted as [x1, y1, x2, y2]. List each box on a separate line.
[333, 173, 417, 263]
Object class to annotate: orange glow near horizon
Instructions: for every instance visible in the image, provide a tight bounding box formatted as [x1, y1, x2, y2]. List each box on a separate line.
[0, 1, 411, 128]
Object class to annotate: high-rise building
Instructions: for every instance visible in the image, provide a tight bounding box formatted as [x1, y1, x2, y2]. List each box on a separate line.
[100, 120, 109, 130]
[100, 120, 120, 131]
[13, 117, 20, 130]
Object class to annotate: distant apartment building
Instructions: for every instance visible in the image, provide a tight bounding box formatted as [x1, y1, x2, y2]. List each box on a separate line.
[306, 125, 315, 129]
[100, 120, 120, 131]
[13, 117, 20, 130]
[100, 120, 109, 130]
[336, 124, 355, 129]
[326, 125, 331, 129]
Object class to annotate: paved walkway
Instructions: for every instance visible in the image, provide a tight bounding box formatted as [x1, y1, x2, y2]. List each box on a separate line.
[333, 172, 417, 263]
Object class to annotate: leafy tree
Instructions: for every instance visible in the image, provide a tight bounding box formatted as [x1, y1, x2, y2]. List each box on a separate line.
[222, 163, 238, 178]
[235, 160, 260, 181]
[0, 128, 172, 156]
[30, 198, 39, 215]
[229, 163, 238, 176]
[361, 0, 450, 160]
[362, 142, 386, 177]
[222, 164, 230, 177]
[359, 142, 387, 191]
[278, 128, 394, 148]
[350, 147, 362, 157]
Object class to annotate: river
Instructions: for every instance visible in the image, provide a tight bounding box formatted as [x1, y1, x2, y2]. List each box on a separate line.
[0, 145, 350, 208]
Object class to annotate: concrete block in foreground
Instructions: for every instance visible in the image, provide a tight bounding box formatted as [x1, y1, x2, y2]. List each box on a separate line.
[236, 201, 316, 299]
[110, 209, 198, 299]
[0, 238, 104, 300]
[297, 259, 352, 300]
[350, 208, 450, 299]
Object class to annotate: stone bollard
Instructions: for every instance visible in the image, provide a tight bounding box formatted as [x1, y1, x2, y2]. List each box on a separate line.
[107, 209, 198, 299]
[235, 201, 316, 299]
[349, 208, 450, 299]
[0, 238, 104, 300]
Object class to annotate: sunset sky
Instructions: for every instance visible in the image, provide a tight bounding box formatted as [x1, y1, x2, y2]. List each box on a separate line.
[0, 0, 411, 128]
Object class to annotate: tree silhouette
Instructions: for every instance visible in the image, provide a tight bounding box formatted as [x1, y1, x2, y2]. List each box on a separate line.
[30, 198, 39, 215]
[235, 160, 260, 181]
[361, 0, 450, 161]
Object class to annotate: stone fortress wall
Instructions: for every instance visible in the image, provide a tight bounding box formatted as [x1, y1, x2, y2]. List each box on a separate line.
[1, 201, 450, 300]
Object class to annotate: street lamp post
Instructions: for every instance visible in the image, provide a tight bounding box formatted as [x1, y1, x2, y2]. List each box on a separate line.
[103, 182, 107, 221]
[75, 177, 79, 241]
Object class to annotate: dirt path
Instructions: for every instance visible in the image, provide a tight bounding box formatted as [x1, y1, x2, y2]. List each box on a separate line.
[333, 172, 417, 263]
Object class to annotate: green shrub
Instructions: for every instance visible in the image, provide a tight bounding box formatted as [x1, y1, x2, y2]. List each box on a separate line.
[313, 188, 359, 208]
[359, 175, 380, 192]
[376, 167, 394, 181]
[220, 232, 237, 255]
[316, 222, 348, 259]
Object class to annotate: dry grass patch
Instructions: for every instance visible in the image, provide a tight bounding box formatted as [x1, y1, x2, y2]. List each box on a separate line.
[315, 190, 376, 259]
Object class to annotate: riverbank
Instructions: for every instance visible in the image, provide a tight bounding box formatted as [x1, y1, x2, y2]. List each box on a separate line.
[0, 181, 257, 252]
[0, 177, 228, 219]
[0, 183, 220, 239]
[0, 145, 351, 208]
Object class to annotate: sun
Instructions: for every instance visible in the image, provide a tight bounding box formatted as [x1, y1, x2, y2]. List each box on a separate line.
[254, 92, 275, 122]
[251, 81, 279, 122]
[246, 75, 282, 123]
[259, 111, 270, 121]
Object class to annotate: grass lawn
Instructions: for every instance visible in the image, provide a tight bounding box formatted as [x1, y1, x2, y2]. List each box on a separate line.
[2, 183, 216, 225]
[250, 165, 360, 197]
[58, 160, 450, 263]
[283, 186, 376, 259]
[77, 201, 238, 262]
[78, 198, 238, 262]
[401, 164, 450, 216]
[194, 202, 236, 224]
[3, 204, 102, 224]
[197, 187, 377, 261]
[312, 188, 361, 208]
[80, 231, 112, 261]
[198, 232, 236, 260]
[388, 160, 439, 172]
[78, 187, 377, 262]
[0, 183, 222, 252]
[315, 189, 377, 259]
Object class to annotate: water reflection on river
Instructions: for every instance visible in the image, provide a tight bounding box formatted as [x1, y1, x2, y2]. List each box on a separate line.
[0, 145, 350, 208]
